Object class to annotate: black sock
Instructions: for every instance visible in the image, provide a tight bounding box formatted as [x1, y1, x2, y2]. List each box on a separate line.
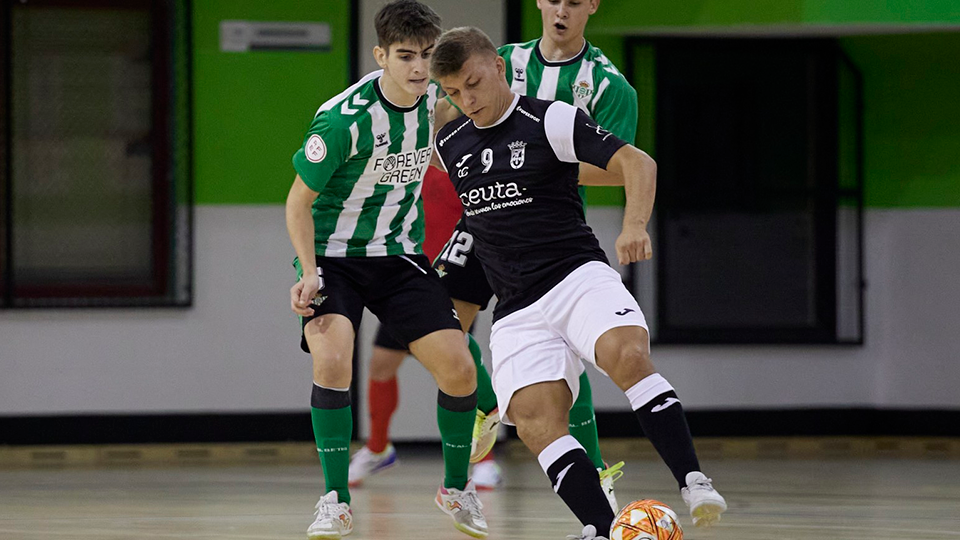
[544, 446, 614, 534]
[633, 390, 701, 489]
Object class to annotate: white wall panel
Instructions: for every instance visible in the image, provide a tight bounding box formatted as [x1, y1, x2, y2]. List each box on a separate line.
[2, 207, 958, 437]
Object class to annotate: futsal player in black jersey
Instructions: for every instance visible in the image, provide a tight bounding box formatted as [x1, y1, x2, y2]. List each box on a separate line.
[430, 27, 727, 539]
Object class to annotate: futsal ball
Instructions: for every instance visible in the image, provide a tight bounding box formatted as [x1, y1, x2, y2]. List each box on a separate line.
[610, 499, 683, 540]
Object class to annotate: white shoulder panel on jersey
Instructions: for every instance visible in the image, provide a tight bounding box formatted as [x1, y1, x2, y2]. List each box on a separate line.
[544, 101, 579, 163]
[589, 77, 611, 114]
[509, 45, 533, 94]
[316, 69, 383, 115]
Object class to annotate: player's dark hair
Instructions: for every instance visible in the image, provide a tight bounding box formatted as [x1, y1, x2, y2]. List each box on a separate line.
[430, 27, 499, 78]
[374, 0, 442, 50]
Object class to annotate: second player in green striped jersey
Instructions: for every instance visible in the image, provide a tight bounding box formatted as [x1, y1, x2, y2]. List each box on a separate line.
[498, 38, 637, 145]
[293, 70, 442, 258]
[286, 2, 489, 538]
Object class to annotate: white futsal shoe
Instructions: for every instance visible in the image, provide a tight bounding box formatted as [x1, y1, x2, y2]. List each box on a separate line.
[470, 407, 500, 463]
[348, 443, 398, 487]
[307, 490, 353, 539]
[680, 471, 727, 527]
[436, 479, 489, 538]
[598, 461, 624, 514]
[472, 460, 503, 490]
[567, 524, 608, 540]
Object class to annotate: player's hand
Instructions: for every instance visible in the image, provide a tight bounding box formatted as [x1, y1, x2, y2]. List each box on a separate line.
[290, 275, 319, 317]
[615, 227, 653, 265]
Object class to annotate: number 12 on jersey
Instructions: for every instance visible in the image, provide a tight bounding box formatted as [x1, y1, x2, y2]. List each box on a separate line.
[438, 229, 475, 267]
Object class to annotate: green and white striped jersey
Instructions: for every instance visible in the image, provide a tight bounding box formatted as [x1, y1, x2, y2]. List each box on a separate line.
[293, 70, 440, 257]
[498, 39, 638, 144]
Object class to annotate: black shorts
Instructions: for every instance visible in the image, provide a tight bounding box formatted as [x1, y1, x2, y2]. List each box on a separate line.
[373, 323, 408, 351]
[295, 254, 461, 353]
[374, 318, 478, 352]
[432, 218, 495, 311]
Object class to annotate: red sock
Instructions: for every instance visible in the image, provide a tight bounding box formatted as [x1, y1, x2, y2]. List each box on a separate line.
[367, 378, 398, 453]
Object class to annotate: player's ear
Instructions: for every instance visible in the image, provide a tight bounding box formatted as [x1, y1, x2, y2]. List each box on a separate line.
[496, 55, 505, 76]
[589, 0, 600, 15]
[374, 45, 388, 69]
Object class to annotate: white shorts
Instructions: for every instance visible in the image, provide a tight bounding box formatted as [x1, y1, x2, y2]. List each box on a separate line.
[489, 261, 648, 425]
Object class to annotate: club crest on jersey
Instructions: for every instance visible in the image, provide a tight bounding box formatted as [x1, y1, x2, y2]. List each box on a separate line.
[508, 140, 527, 169]
[573, 79, 593, 100]
[375, 131, 390, 148]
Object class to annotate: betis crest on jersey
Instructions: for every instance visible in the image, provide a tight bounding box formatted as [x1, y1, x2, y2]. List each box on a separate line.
[573, 79, 593, 100]
[508, 140, 526, 169]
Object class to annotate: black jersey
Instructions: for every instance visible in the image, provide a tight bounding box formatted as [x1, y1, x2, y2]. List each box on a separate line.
[435, 94, 628, 321]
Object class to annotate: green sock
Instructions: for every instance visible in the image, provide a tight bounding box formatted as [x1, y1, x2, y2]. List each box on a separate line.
[311, 405, 352, 504]
[569, 371, 605, 469]
[467, 333, 499, 414]
[437, 391, 476, 490]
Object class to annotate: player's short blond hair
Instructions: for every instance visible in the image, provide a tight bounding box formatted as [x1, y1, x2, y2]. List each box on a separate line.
[430, 27, 498, 78]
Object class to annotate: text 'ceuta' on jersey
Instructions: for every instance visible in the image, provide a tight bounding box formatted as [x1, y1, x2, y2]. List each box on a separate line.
[433, 94, 629, 320]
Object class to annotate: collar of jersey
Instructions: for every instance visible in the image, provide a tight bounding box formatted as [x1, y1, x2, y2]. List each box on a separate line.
[475, 93, 521, 130]
[374, 77, 425, 113]
[535, 38, 588, 67]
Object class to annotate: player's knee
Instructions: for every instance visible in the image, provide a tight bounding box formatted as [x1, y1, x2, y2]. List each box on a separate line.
[315, 347, 352, 366]
[369, 348, 405, 380]
[609, 345, 654, 388]
[513, 412, 567, 453]
[436, 353, 477, 394]
[310, 348, 353, 381]
[619, 343, 651, 368]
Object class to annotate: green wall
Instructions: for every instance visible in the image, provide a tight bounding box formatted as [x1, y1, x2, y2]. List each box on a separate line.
[842, 33, 960, 207]
[519, 1, 960, 207]
[193, 1, 351, 205]
[525, 0, 960, 32]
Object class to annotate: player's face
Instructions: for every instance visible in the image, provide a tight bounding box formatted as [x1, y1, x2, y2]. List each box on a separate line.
[376, 39, 435, 99]
[438, 53, 508, 127]
[537, 0, 598, 45]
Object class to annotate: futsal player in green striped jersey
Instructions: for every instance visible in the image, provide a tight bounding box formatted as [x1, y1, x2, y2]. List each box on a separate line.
[285, 2, 487, 538]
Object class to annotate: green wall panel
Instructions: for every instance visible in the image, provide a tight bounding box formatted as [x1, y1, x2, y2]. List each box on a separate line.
[804, 0, 960, 25]
[193, 1, 350, 205]
[517, 2, 960, 207]
[522, 0, 960, 34]
[842, 33, 960, 207]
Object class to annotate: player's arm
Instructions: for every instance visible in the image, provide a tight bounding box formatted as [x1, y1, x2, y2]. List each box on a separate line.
[606, 145, 656, 264]
[545, 101, 654, 264]
[286, 175, 321, 316]
[287, 112, 351, 315]
[579, 162, 627, 186]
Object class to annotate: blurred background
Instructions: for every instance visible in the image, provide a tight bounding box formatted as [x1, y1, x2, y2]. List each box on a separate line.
[1, 0, 958, 451]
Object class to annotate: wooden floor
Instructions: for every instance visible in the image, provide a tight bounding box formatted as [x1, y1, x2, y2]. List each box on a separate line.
[2, 453, 960, 539]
